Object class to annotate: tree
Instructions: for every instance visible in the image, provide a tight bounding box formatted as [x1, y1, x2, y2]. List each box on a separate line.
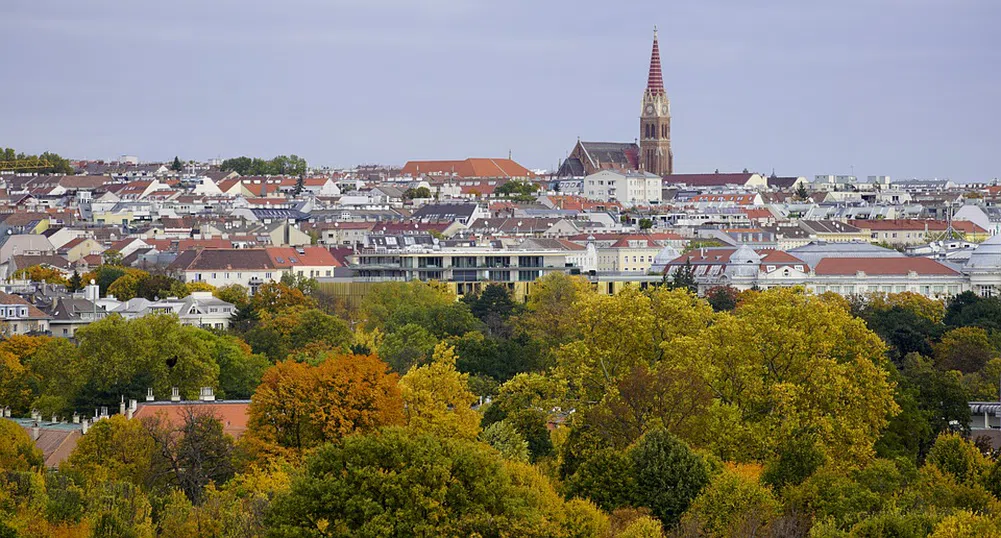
[399, 342, 481, 440]
[480, 420, 530, 462]
[704, 285, 739, 312]
[245, 354, 404, 458]
[377, 322, 437, 373]
[74, 314, 219, 408]
[630, 427, 710, 528]
[681, 470, 780, 537]
[142, 409, 235, 503]
[67, 270, 83, 292]
[926, 433, 989, 484]
[638, 218, 654, 230]
[461, 283, 518, 329]
[244, 306, 352, 363]
[516, 273, 593, 353]
[668, 258, 697, 292]
[12, 265, 69, 285]
[195, 333, 267, 399]
[403, 186, 432, 200]
[102, 249, 124, 267]
[564, 448, 636, 512]
[213, 284, 250, 309]
[267, 427, 574, 537]
[62, 415, 158, 490]
[663, 288, 899, 464]
[171, 156, 183, 172]
[945, 291, 1001, 331]
[934, 327, 997, 374]
[796, 183, 809, 200]
[0, 419, 44, 472]
[249, 282, 315, 315]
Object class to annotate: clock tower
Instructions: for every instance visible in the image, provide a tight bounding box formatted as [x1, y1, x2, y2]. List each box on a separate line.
[640, 29, 673, 176]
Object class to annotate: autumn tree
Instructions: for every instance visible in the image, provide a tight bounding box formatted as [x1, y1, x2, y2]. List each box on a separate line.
[663, 287, 899, 464]
[249, 281, 315, 315]
[399, 342, 481, 440]
[0, 419, 44, 472]
[243, 306, 352, 363]
[517, 273, 593, 353]
[246, 353, 404, 459]
[12, 264, 69, 285]
[213, 284, 250, 309]
[934, 326, 997, 374]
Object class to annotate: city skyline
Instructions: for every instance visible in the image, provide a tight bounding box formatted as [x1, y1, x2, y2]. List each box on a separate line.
[1, 0, 999, 181]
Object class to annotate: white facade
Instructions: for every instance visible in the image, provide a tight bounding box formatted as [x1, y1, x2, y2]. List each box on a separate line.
[583, 170, 662, 205]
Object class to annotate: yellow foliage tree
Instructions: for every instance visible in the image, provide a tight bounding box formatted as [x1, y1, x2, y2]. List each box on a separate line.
[664, 287, 899, 465]
[399, 342, 481, 440]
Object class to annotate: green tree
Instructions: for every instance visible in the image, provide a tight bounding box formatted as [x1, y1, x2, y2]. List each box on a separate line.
[564, 448, 636, 512]
[67, 270, 83, 292]
[403, 186, 432, 199]
[479, 420, 530, 462]
[668, 258, 697, 292]
[74, 314, 219, 408]
[268, 427, 573, 537]
[704, 285, 739, 311]
[638, 218, 654, 230]
[934, 326, 997, 374]
[629, 427, 710, 528]
[171, 156, 183, 172]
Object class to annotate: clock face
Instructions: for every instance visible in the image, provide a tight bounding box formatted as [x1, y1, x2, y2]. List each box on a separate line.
[645, 104, 655, 115]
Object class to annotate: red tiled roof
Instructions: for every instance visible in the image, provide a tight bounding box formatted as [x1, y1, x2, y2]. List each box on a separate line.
[132, 402, 249, 438]
[401, 158, 535, 179]
[266, 246, 341, 268]
[814, 257, 960, 276]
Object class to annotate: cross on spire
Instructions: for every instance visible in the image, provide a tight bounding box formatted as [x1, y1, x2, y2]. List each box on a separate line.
[646, 27, 665, 96]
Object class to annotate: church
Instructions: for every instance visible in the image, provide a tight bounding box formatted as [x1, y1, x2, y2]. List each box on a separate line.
[556, 30, 673, 178]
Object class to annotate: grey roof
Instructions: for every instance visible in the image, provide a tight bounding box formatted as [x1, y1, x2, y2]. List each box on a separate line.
[411, 203, 477, 222]
[580, 142, 639, 166]
[965, 234, 1001, 270]
[788, 240, 904, 268]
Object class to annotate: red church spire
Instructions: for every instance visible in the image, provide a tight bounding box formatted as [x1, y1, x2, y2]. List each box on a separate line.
[646, 27, 665, 96]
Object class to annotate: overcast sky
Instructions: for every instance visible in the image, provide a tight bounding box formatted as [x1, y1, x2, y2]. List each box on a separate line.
[1, 0, 999, 181]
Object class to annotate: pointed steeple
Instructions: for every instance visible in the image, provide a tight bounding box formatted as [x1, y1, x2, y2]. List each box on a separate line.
[646, 27, 665, 96]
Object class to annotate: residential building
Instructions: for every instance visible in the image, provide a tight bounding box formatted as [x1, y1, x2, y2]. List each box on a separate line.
[583, 170, 663, 205]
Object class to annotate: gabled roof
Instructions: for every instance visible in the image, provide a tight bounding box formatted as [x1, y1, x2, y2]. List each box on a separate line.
[579, 142, 640, 169]
[132, 401, 250, 438]
[401, 158, 534, 179]
[266, 246, 340, 268]
[169, 249, 275, 271]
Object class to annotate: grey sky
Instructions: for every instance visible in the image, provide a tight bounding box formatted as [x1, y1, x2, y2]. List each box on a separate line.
[2, 0, 999, 181]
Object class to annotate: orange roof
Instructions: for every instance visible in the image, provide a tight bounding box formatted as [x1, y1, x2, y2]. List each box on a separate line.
[814, 257, 959, 276]
[266, 246, 341, 268]
[547, 195, 623, 211]
[132, 402, 250, 438]
[177, 238, 233, 250]
[401, 158, 535, 179]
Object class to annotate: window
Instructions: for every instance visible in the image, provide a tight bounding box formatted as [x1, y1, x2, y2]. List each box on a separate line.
[212, 273, 217, 279]
[265, 272, 272, 279]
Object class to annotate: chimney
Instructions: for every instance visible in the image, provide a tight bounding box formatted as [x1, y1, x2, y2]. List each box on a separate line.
[199, 387, 215, 402]
[3, 407, 10, 418]
[171, 387, 180, 402]
[72, 413, 80, 424]
[31, 422, 40, 441]
[146, 387, 154, 402]
[119, 396, 126, 416]
[129, 399, 137, 412]
[82, 419, 89, 435]
[99, 406, 108, 418]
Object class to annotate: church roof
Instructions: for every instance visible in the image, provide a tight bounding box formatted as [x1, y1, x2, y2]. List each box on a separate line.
[646, 30, 665, 96]
[579, 142, 640, 169]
